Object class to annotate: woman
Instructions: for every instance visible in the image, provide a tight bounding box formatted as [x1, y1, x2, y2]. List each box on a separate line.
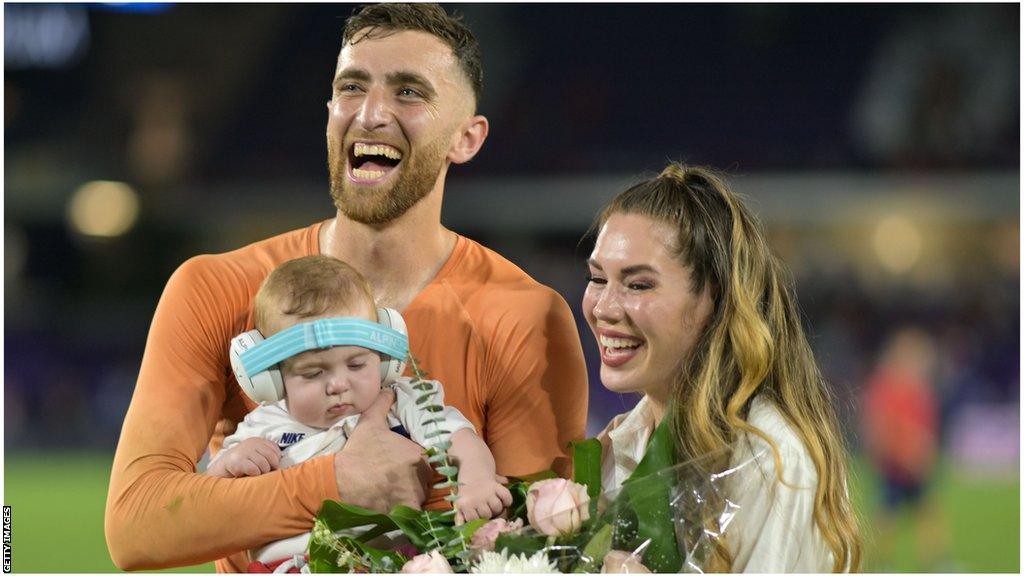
[585, 163, 861, 572]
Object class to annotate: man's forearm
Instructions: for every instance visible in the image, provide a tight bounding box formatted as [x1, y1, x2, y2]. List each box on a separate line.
[106, 453, 337, 569]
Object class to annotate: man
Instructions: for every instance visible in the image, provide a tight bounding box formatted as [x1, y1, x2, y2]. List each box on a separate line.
[104, 4, 588, 571]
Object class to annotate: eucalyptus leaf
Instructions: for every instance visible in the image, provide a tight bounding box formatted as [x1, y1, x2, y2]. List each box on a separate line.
[434, 465, 458, 477]
[425, 429, 452, 440]
[415, 392, 438, 405]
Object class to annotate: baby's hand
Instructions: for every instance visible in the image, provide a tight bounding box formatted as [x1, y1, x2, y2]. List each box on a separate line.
[455, 477, 513, 523]
[207, 438, 282, 478]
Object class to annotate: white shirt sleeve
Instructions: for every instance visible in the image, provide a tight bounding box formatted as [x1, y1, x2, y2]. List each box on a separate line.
[724, 400, 834, 572]
[207, 401, 295, 468]
[390, 377, 476, 449]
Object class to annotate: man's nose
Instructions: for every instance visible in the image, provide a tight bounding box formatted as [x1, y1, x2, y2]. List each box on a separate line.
[355, 88, 391, 132]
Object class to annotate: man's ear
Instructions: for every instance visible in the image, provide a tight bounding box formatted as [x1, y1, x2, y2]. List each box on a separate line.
[447, 115, 489, 165]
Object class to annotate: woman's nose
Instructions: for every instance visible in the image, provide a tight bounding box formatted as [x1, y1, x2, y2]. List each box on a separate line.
[591, 286, 624, 322]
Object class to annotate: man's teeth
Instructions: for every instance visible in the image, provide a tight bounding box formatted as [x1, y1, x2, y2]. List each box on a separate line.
[353, 142, 402, 160]
[599, 335, 642, 350]
[353, 167, 386, 179]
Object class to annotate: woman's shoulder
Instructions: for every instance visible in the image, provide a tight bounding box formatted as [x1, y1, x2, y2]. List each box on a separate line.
[734, 396, 818, 484]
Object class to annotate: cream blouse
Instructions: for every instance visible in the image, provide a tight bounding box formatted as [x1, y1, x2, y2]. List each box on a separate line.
[597, 395, 836, 573]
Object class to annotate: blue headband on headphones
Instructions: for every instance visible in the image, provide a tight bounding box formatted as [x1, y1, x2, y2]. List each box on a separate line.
[239, 317, 409, 376]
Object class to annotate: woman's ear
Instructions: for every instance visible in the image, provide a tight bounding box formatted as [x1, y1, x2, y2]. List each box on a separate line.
[447, 115, 489, 165]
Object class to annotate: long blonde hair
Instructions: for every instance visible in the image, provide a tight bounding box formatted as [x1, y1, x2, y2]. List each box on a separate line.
[596, 164, 862, 571]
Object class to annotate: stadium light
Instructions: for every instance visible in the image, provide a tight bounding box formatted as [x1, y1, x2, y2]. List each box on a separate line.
[66, 180, 141, 239]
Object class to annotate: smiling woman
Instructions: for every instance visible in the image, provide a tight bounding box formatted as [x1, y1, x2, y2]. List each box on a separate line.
[584, 163, 863, 572]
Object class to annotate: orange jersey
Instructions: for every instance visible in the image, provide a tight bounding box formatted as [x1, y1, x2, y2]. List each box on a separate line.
[105, 222, 588, 571]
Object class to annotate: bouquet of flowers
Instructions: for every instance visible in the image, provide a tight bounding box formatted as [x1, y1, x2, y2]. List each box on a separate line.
[307, 361, 748, 573]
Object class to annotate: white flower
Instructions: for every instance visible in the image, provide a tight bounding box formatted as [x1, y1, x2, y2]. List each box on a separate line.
[470, 549, 558, 573]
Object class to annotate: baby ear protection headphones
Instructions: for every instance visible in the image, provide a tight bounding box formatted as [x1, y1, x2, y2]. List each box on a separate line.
[229, 308, 409, 404]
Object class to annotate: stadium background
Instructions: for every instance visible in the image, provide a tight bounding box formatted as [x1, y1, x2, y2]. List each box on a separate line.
[4, 3, 1019, 572]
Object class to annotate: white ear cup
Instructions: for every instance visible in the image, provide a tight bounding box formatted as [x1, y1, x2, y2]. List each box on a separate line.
[230, 330, 285, 403]
[376, 307, 408, 385]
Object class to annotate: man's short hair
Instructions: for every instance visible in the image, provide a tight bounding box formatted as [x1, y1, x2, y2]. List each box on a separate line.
[343, 3, 483, 105]
[254, 255, 375, 336]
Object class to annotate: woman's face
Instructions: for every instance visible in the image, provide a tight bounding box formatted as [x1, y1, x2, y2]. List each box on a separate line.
[583, 212, 714, 402]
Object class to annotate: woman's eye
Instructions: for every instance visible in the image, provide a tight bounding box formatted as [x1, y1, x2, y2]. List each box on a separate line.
[628, 282, 653, 291]
[585, 274, 607, 285]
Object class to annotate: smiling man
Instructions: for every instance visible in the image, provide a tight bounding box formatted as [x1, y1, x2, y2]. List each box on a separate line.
[105, 4, 587, 572]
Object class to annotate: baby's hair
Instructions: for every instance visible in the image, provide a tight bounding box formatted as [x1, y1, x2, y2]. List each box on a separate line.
[254, 255, 375, 336]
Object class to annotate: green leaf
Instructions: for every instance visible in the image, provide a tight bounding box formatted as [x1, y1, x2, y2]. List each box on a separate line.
[574, 523, 613, 572]
[617, 416, 682, 573]
[382, 505, 437, 551]
[434, 465, 458, 477]
[627, 416, 676, 481]
[571, 438, 602, 517]
[432, 440, 452, 450]
[433, 479, 459, 490]
[316, 501, 398, 534]
[505, 480, 530, 521]
[455, 518, 488, 541]
[495, 532, 546, 557]
[424, 405, 445, 413]
[415, 392, 438, 405]
[424, 429, 452, 440]
[308, 520, 407, 573]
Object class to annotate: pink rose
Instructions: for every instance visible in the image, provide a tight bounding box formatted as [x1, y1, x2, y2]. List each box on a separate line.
[400, 550, 452, 573]
[601, 550, 651, 573]
[525, 478, 591, 536]
[469, 518, 524, 552]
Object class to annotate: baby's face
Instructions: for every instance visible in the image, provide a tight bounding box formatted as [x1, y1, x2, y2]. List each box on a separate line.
[282, 345, 383, 429]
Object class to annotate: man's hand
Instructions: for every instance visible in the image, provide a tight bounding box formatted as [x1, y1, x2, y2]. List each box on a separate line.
[207, 438, 282, 478]
[334, 389, 431, 512]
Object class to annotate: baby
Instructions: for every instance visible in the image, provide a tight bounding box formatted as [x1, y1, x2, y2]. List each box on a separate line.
[208, 255, 511, 568]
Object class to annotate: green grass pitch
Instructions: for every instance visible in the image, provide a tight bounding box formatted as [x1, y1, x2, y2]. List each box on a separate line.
[3, 452, 1019, 572]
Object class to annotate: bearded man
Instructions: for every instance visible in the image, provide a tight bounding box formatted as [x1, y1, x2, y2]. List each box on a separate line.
[104, 4, 587, 571]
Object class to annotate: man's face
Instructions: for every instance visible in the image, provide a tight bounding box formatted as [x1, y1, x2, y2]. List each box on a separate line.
[326, 30, 473, 225]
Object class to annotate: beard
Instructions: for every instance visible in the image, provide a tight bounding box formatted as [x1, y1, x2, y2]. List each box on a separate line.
[328, 132, 449, 225]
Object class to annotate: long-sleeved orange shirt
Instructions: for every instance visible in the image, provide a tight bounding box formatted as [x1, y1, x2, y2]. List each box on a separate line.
[104, 222, 588, 571]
